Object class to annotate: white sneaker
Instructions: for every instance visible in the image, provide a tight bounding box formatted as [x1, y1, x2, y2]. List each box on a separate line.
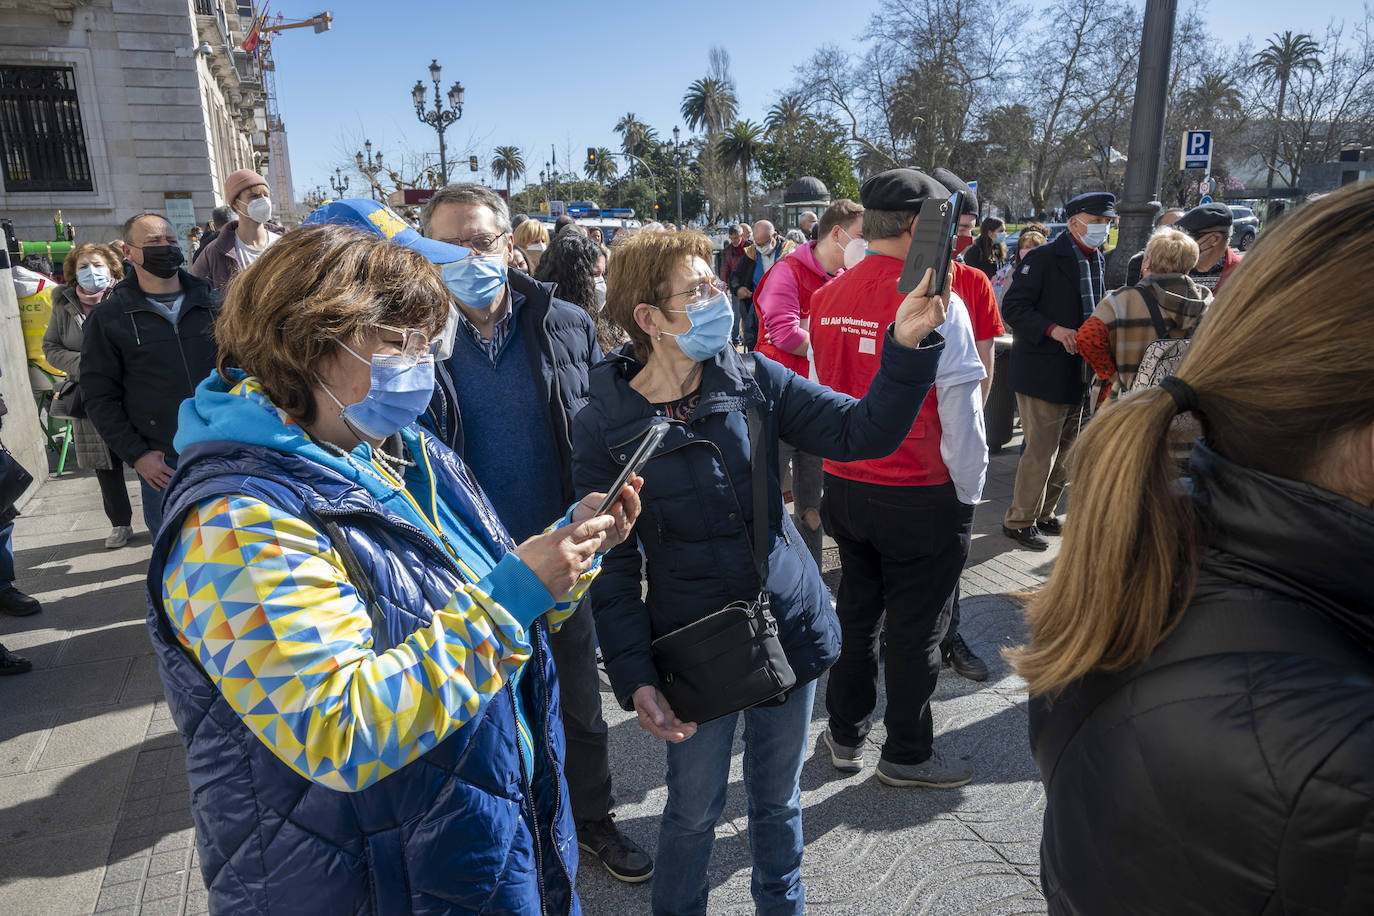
[104, 526, 132, 549]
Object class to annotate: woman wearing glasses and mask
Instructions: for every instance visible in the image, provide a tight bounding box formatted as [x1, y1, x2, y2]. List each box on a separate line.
[571, 229, 949, 916]
[146, 224, 640, 914]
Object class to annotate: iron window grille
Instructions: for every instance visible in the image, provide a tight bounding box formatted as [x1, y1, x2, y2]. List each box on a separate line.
[0, 65, 95, 193]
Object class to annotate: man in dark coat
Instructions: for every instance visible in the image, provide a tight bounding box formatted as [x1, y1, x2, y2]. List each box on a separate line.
[999, 192, 1115, 550]
[81, 213, 221, 537]
[1175, 201, 1244, 293]
[419, 184, 652, 884]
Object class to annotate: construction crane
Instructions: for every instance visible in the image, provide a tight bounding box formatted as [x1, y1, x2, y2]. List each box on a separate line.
[249, 9, 332, 223]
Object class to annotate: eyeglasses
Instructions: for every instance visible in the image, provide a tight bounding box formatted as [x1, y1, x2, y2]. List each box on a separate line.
[438, 232, 508, 256]
[656, 279, 726, 310]
[374, 323, 432, 365]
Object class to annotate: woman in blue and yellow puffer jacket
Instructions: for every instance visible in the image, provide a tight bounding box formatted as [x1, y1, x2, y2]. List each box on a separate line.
[145, 224, 640, 915]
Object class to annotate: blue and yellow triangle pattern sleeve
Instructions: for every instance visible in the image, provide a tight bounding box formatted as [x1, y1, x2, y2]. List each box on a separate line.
[160, 494, 582, 793]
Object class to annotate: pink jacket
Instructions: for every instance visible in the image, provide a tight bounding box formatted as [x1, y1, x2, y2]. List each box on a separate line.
[755, 241, 831, 355]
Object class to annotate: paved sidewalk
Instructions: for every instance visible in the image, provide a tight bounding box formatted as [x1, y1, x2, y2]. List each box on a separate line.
[0, 437, 1058, 915]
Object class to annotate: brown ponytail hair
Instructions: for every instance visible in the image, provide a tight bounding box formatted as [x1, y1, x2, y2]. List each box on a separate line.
[1009, 180, 1374, 696]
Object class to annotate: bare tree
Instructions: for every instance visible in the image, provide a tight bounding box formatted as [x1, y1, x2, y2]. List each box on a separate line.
[1021, 0, 1140, 212]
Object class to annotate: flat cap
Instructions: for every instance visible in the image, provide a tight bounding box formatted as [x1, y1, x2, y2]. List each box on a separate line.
[1175, 201, 1233, 238]
[860, 168, 949, 211]
[1065, 192, 1117, 219]
[931, 168, 978, 216]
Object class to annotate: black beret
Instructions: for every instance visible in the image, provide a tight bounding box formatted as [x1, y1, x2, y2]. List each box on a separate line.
[1065, 192, 1117, 218]
[1174, 202, 1233, 238]
[860, 168, 949, 211]
[931, 168, 978, 216]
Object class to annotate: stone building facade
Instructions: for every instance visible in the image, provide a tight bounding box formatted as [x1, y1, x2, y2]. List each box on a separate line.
[0, 0, 286, 248]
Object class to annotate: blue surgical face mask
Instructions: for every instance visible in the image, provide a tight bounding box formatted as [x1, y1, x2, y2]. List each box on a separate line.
[77, 263, 111, 292]
[442, 254, 507, 311]
[320, 341, 435, 441]
[661, 290, 734, 362]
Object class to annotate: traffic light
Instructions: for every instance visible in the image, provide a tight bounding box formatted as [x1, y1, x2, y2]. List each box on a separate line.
[587, 148, 596, 167]
[468, 155, 478, 172]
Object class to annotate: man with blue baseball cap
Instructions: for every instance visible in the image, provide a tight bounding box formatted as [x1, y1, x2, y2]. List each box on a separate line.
[308, 192, 648, 881]
[303, 198, 469, 446]
[418, 184, 651, 884]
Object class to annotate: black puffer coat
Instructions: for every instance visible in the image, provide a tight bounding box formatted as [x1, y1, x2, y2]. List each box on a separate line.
[1030, 442, 1374, 915]
[571, 333, 941, 710]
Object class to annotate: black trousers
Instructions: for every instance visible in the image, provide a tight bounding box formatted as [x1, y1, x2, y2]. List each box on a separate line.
[822, 475, 973, 765]
[95, 448, 132, 528]
[547, 596, 614, 822]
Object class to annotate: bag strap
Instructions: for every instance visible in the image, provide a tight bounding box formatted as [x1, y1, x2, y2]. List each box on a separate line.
[1136, 283, 1170, 340]
[743, 355, 771, 596]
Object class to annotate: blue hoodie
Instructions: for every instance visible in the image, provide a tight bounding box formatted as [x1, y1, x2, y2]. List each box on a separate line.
[174, 369, 559, 621]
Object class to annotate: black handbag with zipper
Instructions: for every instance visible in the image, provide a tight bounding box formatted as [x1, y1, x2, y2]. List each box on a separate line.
[648, 357, 797, 724]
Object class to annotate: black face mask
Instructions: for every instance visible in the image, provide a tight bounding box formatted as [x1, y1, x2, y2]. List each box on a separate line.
[137, 244, 184, 279]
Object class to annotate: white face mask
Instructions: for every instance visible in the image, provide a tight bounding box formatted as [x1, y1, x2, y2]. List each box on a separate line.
[838, 228, 866, 270]
[1078, 221, 1111, 248]
[594, 276, 607, 311]
[244, 196, 273, 225]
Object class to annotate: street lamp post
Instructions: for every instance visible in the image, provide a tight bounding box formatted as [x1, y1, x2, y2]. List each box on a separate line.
[1108, 0, 1178, 288]
[355, 139, 385, 202]
[412, 59, 464, 187]
[329, 167, 349, 198]
[670, 126, 686, 227]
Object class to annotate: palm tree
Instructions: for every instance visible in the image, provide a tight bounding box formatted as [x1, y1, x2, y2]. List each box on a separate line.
[681, 77, 738, 138]
[585, 146, 618, 185]
[764, 94, 809, 138]
[1182, 71, 1244, 121]
[717, 120, 764, 220]
[1252, 31, 1323, 200]
[615, 113, 656, 178]
[490, 146, 525, 201]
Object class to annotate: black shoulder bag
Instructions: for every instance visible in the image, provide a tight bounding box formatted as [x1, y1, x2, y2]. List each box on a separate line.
[649, 359, 797, 724]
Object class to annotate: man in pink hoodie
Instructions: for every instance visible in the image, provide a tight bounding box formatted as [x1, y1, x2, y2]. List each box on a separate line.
[753, 199, 865, 566]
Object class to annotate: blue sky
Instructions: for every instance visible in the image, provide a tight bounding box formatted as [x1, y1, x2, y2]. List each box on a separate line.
[270, 0, 1352, 200]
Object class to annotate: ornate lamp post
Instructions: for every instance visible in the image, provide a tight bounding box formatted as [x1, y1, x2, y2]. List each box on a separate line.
[355, 139, 385, 201]
[412, 59, 464, 187]
[304, 185, 327, 210]
[670, 126, 688, 227]
[329, 167, 349, 198]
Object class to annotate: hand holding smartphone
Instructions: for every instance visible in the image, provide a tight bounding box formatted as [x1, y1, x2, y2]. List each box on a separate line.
[897, 190, 964, 297]
[593, 420, 669, 516]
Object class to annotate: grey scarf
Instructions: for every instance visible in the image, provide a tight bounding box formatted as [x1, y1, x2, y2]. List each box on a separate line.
[1072, 241, 1106, 320]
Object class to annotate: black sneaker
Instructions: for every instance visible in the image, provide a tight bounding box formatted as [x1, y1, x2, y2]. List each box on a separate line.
[1037, 516, 1063, 536]
[577, 815, 654, 883]
[942, 633, 990, 682]
[0, 588, 41, 617]
[0, 644, 31, 675]
[1002, 525, 1050, 551]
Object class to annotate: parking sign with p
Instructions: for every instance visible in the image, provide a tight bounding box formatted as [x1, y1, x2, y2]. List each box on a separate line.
[1181, 130, 1212, 171]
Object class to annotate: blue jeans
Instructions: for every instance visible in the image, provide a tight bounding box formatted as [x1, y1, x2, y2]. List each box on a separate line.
[651, 679, 816, 916]
[0, 522, 14, 590]
[140, 454, 177, 537]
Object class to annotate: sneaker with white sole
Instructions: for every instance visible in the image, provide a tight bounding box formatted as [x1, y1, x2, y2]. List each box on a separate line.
[104, 526, 133, 549]
[876, 750, 972, 788]
[823, 729, 863, 772]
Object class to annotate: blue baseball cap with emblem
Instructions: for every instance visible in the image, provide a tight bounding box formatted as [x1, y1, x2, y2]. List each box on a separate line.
[302, 198, 469, 264]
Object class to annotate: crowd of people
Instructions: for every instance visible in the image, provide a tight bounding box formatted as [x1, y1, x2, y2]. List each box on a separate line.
[1, 154, 1370, 916]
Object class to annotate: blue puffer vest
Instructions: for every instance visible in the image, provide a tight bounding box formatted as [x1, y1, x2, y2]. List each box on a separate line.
[144, 434, 579, 916]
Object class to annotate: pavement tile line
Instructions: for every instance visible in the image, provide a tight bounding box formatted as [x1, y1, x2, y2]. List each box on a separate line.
[0, 447, 1056, 914]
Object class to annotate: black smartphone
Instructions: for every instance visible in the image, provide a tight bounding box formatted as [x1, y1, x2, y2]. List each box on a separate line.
[897, 190, 964, 296]
[593, 420, 669, 516]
